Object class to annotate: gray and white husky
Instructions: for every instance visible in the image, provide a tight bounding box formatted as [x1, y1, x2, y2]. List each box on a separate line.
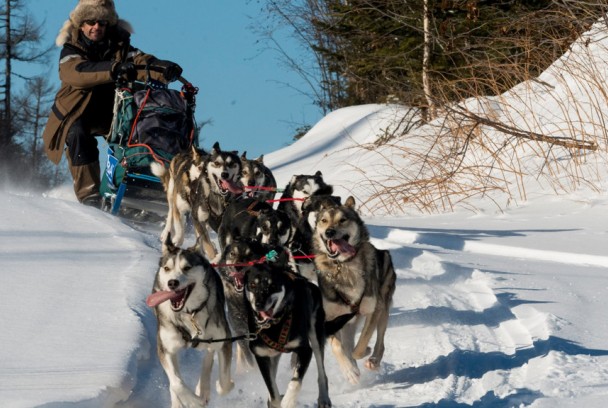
[146, 237, 234, 407]
[312, 196, 396, 385]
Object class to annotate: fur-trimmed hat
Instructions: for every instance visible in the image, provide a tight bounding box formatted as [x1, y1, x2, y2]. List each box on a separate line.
[55, 0, 133, 47]
[70, 0, 119, 28]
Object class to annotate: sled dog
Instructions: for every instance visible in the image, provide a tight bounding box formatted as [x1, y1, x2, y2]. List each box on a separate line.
[152, 141, 243, 260]
[240, 152, 277, 202]
[312, 196, 396, 384]
[277, 171, 333, 280]
[217, 197, 293, 251]
[216, 238, 293, 371]
[243, 262, 332, 408]
[146, 237, 234, 407]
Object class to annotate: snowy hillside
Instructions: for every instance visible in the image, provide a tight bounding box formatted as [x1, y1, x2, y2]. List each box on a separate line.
[267, 20, 608, 217]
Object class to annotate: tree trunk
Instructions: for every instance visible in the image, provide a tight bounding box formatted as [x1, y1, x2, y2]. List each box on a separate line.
[3, 0, 12, 146]
[422, 0, 433, 121]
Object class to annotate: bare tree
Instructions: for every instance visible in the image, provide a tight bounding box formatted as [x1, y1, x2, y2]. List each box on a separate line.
[254, 0, 346, 114]
[13, 74, 55, 186]
[0, 0, 51, 153]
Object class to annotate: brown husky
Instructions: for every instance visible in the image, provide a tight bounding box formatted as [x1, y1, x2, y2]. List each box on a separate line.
[312, 196, 396, 384]
[151, 142, 243, 260]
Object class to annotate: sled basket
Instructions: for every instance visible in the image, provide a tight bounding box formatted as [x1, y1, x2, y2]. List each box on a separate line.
[100, 74, 198, 216]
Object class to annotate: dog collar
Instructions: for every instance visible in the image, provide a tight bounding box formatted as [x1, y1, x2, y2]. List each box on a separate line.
[257, 312, 293, 353]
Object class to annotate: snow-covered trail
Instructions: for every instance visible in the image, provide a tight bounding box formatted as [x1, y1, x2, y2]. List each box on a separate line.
[118, 213, 608, 408]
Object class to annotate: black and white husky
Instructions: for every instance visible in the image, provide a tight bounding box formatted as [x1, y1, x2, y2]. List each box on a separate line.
[217, 197, 293, 251]
[239, 151, 277, 202]
[216, 238, 294, 371]
[244, 263, 332, 408]
[277, 171, 334, 280]
[146, 237, 234, 407]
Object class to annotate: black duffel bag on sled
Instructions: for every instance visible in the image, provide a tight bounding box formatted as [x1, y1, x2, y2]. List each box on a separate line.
[100, 66, 198, 217]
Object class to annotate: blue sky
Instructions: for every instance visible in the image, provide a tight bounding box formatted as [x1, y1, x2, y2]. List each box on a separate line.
[21, 0, 322, 158]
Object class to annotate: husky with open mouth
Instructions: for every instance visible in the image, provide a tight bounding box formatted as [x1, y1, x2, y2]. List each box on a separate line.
[243, 262, 332, 408]
[216, 238, 294, 371]
[239, 152, 277, 202]
[152, 141, 243, 260]
[146, 236, 234, 407]
[313, 196, 396, 385]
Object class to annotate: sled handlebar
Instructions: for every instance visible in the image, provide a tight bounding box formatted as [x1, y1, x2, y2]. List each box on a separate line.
[131, 64, 192, 86]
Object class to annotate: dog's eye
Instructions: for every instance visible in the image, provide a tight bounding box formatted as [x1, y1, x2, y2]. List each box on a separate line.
[163, 266, 170, 272]
[211, 162, 220, 168]
[183, 265, 191, 271]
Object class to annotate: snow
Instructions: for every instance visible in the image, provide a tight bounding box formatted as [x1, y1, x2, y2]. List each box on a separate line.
[2, 18, 608, 408]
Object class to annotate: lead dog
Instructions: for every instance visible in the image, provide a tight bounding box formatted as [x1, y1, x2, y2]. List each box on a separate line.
[243, 263, 331, 408]
[312, 196, 396, 384]
[152, 141, 243, 260]
[215, 238, 294, 371]
[146, 236, 234, 407]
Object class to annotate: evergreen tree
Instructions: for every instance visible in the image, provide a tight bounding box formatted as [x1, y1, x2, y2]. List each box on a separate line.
[305, 0, 603, 109]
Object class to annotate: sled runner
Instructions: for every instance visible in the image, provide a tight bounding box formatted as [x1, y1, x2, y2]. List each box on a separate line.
[99, 65, 198, 217]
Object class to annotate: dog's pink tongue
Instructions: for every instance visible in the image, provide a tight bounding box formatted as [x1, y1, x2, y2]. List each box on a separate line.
[221, 179, 243, 194]
[330, 239, 356, 257]
[260, 310, 273, 320]
[146, 290, 178, 307]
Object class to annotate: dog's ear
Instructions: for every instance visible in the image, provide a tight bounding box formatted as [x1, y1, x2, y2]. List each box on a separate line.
[162, 233, 176, 255]
[315, 170, 323, 177]
[345, 196, 356, 209]
[256, 154, 264, 163]
[241, 151, 247, 160]
[212, 141, 220, 153]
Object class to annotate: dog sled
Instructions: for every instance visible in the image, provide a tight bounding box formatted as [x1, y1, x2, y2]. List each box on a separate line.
[99, 65, 198, 218]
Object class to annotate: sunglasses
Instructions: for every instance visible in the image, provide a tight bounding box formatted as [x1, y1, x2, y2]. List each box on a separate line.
[83, 19, 108, 27]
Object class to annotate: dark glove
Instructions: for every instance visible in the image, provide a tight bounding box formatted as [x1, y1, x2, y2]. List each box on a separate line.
[111, 62, 137, 82]
[151, 59, 183, 82]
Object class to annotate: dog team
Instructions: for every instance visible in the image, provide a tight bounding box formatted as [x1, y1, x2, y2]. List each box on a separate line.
[146, 141, 397, 408]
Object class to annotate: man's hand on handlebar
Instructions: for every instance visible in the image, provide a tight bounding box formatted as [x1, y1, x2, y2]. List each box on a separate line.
[111, 62, 137, 82]
[150, 59, 183, 82]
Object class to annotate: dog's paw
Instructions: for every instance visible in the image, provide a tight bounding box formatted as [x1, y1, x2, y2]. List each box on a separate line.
[172, 387, 207, 408]
[365, 357, 381, 371]
[339, 362, 360, 385]
[280, 380, 301, 408]
[216, 379, 234, 395]
[352, 346, 371, 360]
[317, 398, 332, 408]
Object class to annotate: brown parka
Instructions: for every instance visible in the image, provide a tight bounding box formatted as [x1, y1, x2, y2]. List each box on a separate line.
[42, 20, 162, 164]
